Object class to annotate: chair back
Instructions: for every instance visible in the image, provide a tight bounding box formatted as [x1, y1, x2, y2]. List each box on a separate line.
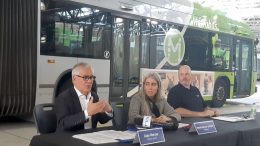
[33, 103, 57, 134]
[112, 98, 131, 130]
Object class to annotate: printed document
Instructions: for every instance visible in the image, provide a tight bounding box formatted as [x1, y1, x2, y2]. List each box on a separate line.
[178, 123, 190, 128]
[212, 116, 254, 122]
[73, 130, 136, 144]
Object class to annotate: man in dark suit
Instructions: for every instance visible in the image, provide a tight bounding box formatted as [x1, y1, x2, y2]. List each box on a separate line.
[55, 62, 113, 132]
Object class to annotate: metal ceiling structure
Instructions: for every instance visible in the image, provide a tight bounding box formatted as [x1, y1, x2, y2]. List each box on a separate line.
[194, 0, 260, 40]
[192, 0, 260, 52]
[217, 0, 260, 40]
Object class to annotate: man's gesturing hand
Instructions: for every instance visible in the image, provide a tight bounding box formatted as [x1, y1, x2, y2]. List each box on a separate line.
[87, 97, 106, 116]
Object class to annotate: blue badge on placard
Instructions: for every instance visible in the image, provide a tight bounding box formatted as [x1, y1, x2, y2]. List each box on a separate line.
[192, 120, 217, 135]
[133, 127, 165, 146]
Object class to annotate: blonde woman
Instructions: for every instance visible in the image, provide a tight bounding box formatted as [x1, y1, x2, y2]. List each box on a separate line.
[128, 73, 181, 125]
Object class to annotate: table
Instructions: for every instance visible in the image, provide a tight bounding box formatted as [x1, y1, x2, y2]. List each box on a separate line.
[30, 113, 260, 146]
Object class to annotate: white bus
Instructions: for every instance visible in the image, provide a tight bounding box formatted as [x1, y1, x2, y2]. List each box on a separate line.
[257, 54, 260, 80]
[0, 0, 257, 124]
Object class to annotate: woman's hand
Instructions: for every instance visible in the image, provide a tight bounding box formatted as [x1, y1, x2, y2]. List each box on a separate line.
[153, 115, 171, 124]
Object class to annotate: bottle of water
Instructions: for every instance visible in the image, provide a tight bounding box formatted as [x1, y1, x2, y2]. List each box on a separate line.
[250, 103, 257, 119]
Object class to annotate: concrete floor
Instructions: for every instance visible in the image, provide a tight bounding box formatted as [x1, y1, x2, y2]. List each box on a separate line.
[0, 117, 37, 146]
[1, 84, 260, 146]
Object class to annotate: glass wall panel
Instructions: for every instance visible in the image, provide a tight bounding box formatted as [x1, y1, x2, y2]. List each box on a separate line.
[41, 2, 111, 59]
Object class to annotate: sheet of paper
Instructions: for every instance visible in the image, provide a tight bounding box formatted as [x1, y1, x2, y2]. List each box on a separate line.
[72, 130, 136, 144]
[178, 123, 190, 128]
[212, 116, 254, 122]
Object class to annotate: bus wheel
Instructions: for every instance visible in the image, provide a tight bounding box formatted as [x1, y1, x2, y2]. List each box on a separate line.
[212, 79, 228, 107]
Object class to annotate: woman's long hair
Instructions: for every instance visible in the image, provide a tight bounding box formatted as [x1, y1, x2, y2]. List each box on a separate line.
[139, 72, 163, 115]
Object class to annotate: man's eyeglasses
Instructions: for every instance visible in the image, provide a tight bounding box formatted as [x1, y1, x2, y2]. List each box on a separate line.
[76, 75, 96, 81]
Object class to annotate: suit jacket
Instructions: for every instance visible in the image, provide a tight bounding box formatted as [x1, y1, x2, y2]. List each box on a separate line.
[128, 94, 181, 124]
[54, 87, 112, 132]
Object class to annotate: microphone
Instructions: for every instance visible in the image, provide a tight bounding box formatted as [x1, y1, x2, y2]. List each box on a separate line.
[134, 117, 144, 126]
[134, 116, 152, 128]
[152, 117, 179, 131]
[134, 117, 179, 131]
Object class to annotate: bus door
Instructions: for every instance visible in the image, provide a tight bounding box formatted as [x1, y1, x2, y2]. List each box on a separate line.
[257, 54, 260, 80]
[233, 39, 252, 97]
[110, 17, 140, 129]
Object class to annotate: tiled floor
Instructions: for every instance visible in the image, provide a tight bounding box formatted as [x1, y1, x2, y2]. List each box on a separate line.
[0, 116, 114, 146]
[0, 117, 37, 146]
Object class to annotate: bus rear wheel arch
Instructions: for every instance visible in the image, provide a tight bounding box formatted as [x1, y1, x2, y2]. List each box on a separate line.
[212, 78, 229, 107]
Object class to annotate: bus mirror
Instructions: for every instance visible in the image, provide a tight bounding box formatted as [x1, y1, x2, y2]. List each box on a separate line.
[254, 38, 259, 46]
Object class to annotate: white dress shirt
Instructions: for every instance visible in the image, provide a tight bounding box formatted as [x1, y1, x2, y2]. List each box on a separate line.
[74, 86, 92, 129]
[74, 86, 113, 129]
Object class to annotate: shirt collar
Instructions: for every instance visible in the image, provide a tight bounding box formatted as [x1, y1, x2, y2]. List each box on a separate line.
[178, 82, 191, 90]
[74, 86, 91, 99]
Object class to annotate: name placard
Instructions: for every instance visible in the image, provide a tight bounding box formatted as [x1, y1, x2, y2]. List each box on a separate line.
[134, 127, 165, 146]
[193, 120, 217, 135]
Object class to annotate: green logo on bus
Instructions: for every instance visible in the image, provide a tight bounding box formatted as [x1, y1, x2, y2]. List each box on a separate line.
[164, 29, 185, 66]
